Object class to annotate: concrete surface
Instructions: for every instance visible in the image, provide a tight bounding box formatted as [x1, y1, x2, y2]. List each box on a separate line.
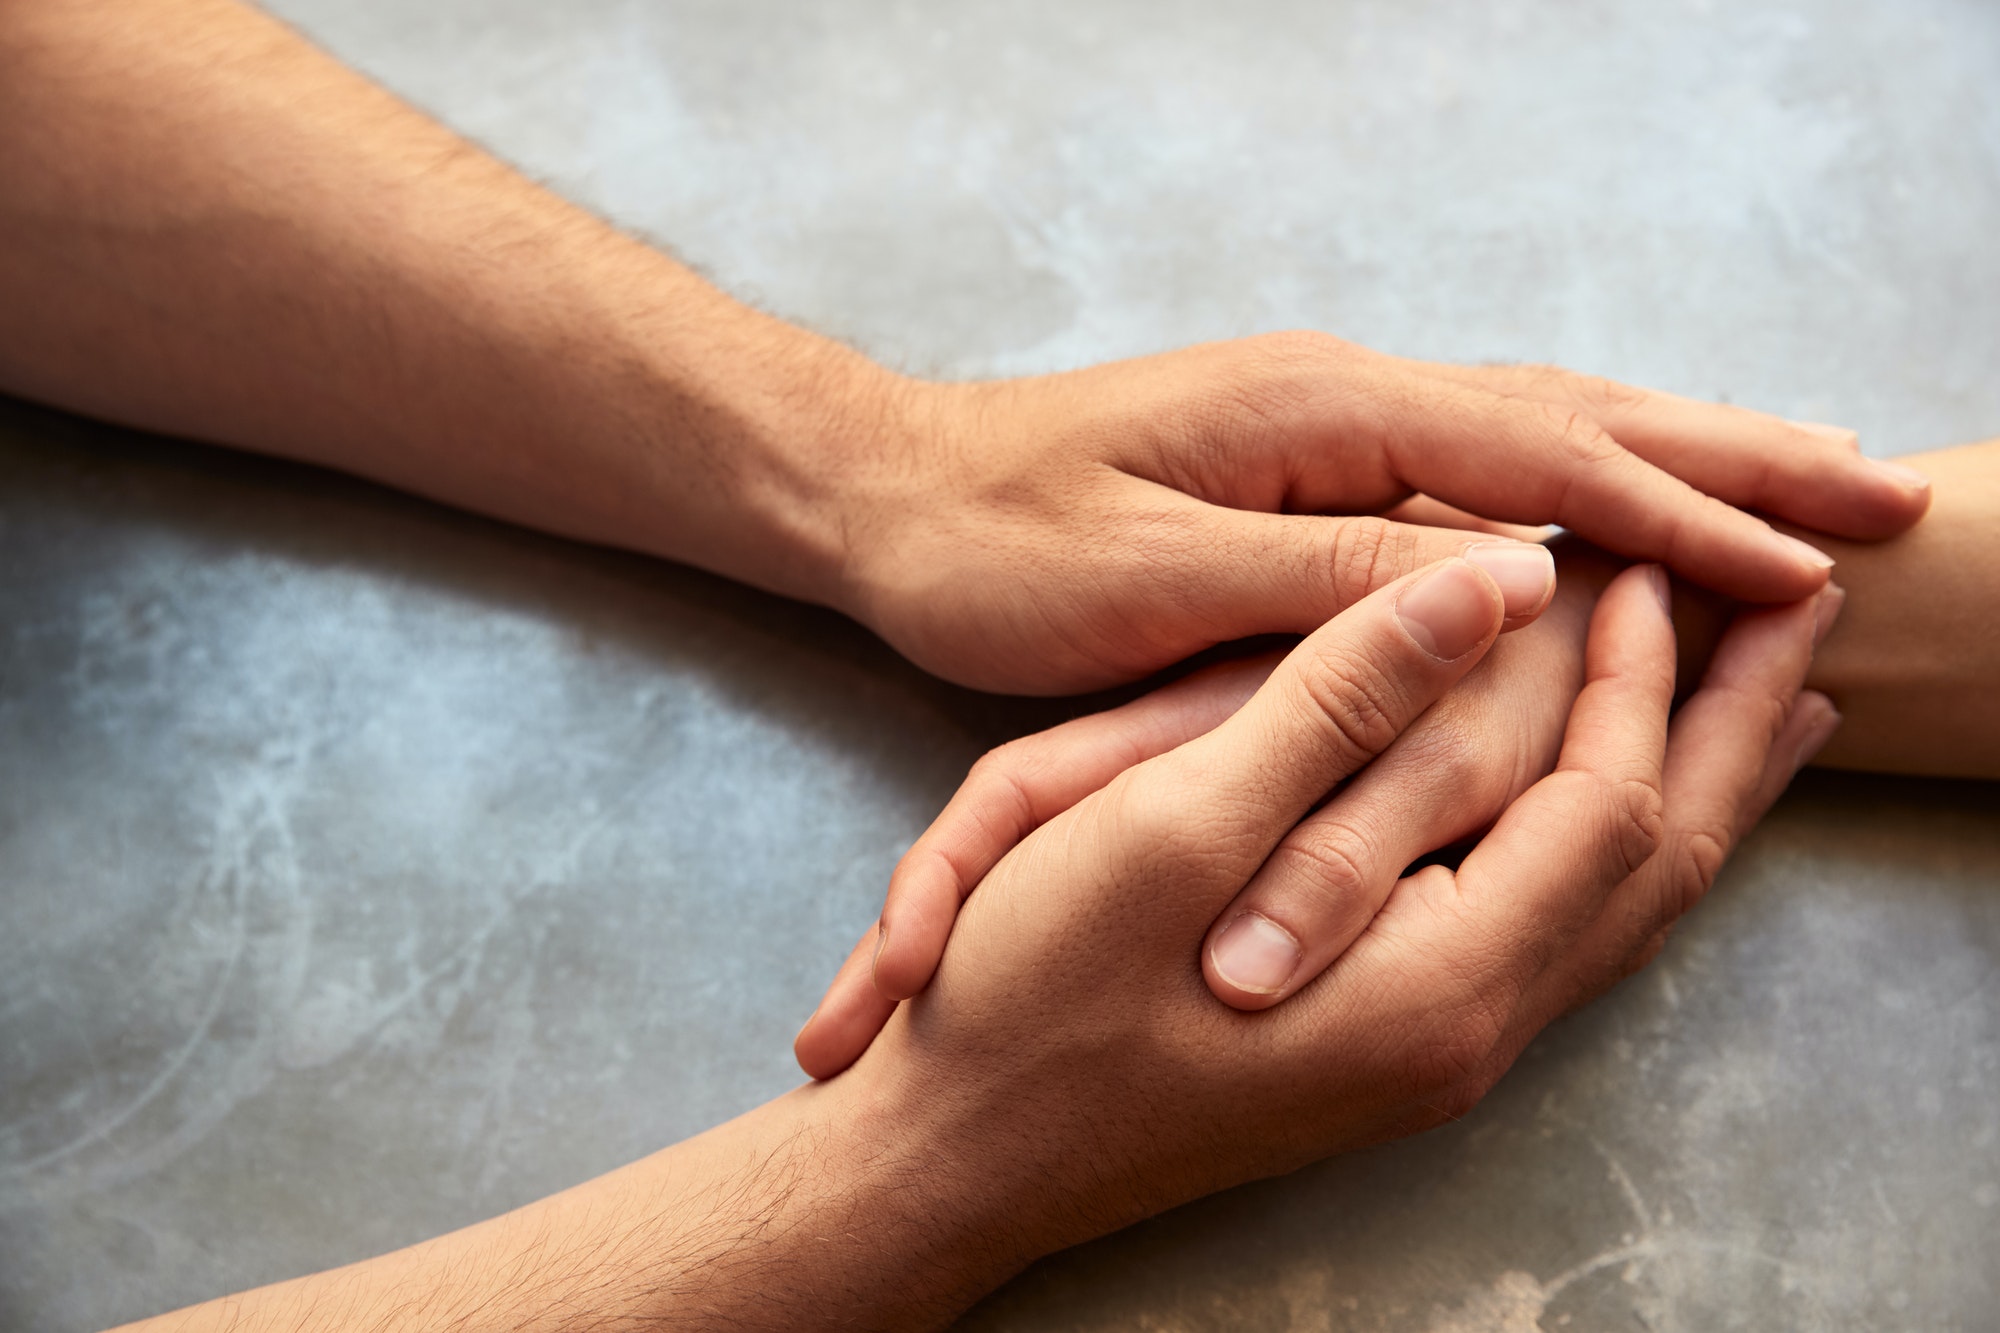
[4, 0, 1999, 1328]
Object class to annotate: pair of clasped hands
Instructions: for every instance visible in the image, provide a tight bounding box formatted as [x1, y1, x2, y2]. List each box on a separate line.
[784, 336, 1927, 1240]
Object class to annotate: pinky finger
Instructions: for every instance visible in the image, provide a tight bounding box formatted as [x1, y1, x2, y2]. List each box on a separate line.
[794, 924, 895, 1081]
[874, 653, 1277, 1000]
[1737, 690, 1842, 839]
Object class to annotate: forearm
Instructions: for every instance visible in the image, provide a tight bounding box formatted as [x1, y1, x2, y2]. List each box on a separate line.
[1586, 440, 1999, 779]
[113, 1076, 1017, 1333]
[0, 0, 907, 610]
[1789, 440, 2000, 778]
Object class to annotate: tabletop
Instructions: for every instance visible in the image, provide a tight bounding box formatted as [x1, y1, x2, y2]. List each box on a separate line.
[4, 2, 1998, 1328]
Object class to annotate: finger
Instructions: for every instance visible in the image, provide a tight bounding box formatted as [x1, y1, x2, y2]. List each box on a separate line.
[873, 653, 1280, 1001]
[1331, 358, 1841, 602]
[1399, 360, 1932, 540]
[1419, 564, 1678, 1002]
[1199, 619, 1581, 1010]
[793, 923, 894, 1081]
[1143, 487, 1560, 639]
[1739, 689, 1843, 835]
[1518, 589, 1831, 1025]
[1110, 557, 1511, 989]
[1381, 493, 1556, 542]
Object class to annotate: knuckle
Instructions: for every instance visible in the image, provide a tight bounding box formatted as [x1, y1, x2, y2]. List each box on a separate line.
[1671, 828, 1732, 911]
[1625, 925, 1674, 978]
[1247, 328, 1351, 371]
[1606, 775, 1667, 877]
[1327, 516, 1420, 604]
[1568, 371, 1650, 414]
[1262, 824, 1376, 917]
[966, 743, 1017, 782]
[1192, 333, 1353, 448]
[1294, 643, 1411, 766]
[1403, 993, 1509, 1114]
[1536, 768, 1664, 884]
[966, 741, 1039, 809]
[1545, 405, 1625, 467]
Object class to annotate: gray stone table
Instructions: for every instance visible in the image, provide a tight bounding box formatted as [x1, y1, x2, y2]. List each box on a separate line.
[4, 1, 1998, 1328]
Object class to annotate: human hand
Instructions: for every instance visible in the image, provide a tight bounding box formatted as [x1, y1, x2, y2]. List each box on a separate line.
[796, 541, 1841, 1077]
[800, 539, 1595, 1075]
[836, 334, 1921, 692]
[826, 564, 1832, 1291]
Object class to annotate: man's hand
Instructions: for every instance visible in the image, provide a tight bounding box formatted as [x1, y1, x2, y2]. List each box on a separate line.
[827, 564, 1828, 1298]
[794, 542, 1842, 1076]
[1, 2, 1930, 701]
[839, 336, 1920, 691]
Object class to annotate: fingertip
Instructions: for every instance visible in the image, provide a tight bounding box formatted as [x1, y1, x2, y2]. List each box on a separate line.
[1788, 690, 1843, 774]
[870, 920, 936, 1002]
[795, 963, 898, 1081]
[1813, 582, 1846, 649]
[1643, 562, 1671, 618]
[1861, 456, 1935, 532]
[1463, 541, 1556, 627]
[1772, 530, 1836, 575]
[1396, 558, 1508, 660]
[793, 1007, 855, 1082]
[1204, 911, 1302, 1011]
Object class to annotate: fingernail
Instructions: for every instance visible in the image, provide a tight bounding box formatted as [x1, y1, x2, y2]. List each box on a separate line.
[1397, 561, 1499, 660]
[1792, 701, 1843, 775]
[871, 922, 889, 969]
[1645, 564, 1672, 616]
[1464, 542, 1556, 619]
[1210, 912, 1302, 996]
[1865, 456, 1931, 490]
[1786, 419, 1860, 448]
[1813, 582, 1847, 648]
[1774, 531, 1835, 571]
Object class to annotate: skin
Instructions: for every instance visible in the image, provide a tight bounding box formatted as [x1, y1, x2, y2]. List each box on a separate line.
[0, 0, 1957, 1325]
[116, 564, 1829, 1331]
[800, 441, 2000, 1068]
[0, 0, 1930, 698]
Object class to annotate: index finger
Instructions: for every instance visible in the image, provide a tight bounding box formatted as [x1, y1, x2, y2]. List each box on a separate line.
[1397, 359, 1932, 542]
[1436, 563, 1678, 994]
[1355, 370, 1838, 604]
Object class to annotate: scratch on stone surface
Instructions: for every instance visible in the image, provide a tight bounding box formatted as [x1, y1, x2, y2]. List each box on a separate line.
[1423, 1133, 1842, 1332]
[2, 736, 315, 1198]
[0, 857, 249, 1182]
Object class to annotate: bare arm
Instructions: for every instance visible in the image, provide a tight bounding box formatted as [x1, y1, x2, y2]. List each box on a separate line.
[1, 0, 1924, 697]
[115, 562, 1824, 1332]
[0, 0, 896, 613]
[113, 1082, 1019, 1333]
[1797, 440, 2000, 778]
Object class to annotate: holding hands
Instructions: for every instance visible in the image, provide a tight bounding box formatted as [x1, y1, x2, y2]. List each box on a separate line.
[804, 562, 1834, 1313]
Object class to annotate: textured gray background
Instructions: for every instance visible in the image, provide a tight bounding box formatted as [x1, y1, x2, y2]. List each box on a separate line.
[4, 0, 1999, 1329]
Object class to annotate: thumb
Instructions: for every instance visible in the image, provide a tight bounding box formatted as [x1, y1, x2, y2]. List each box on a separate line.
[1132, 557, 1524, 917]
[1175, 506, 1557, 637]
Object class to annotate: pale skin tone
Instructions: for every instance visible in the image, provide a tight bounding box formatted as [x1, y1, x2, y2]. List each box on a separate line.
[1, 0, 1988, 1328]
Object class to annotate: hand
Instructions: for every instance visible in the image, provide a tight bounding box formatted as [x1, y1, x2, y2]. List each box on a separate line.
[800, 537, 1589, 1076]
[794, 541, 1842, 1076]
[827, 565, 1832, 1293]
[837, 333, 1922, 692]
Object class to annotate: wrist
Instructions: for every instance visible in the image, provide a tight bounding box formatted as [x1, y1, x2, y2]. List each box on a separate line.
[646, 1064, 1041, 1331]
[583, 289, 928, 614]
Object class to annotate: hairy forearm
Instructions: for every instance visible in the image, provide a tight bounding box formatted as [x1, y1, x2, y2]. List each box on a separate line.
[112, 1077, 1016, 1333]
[0, 0, 907, 609]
